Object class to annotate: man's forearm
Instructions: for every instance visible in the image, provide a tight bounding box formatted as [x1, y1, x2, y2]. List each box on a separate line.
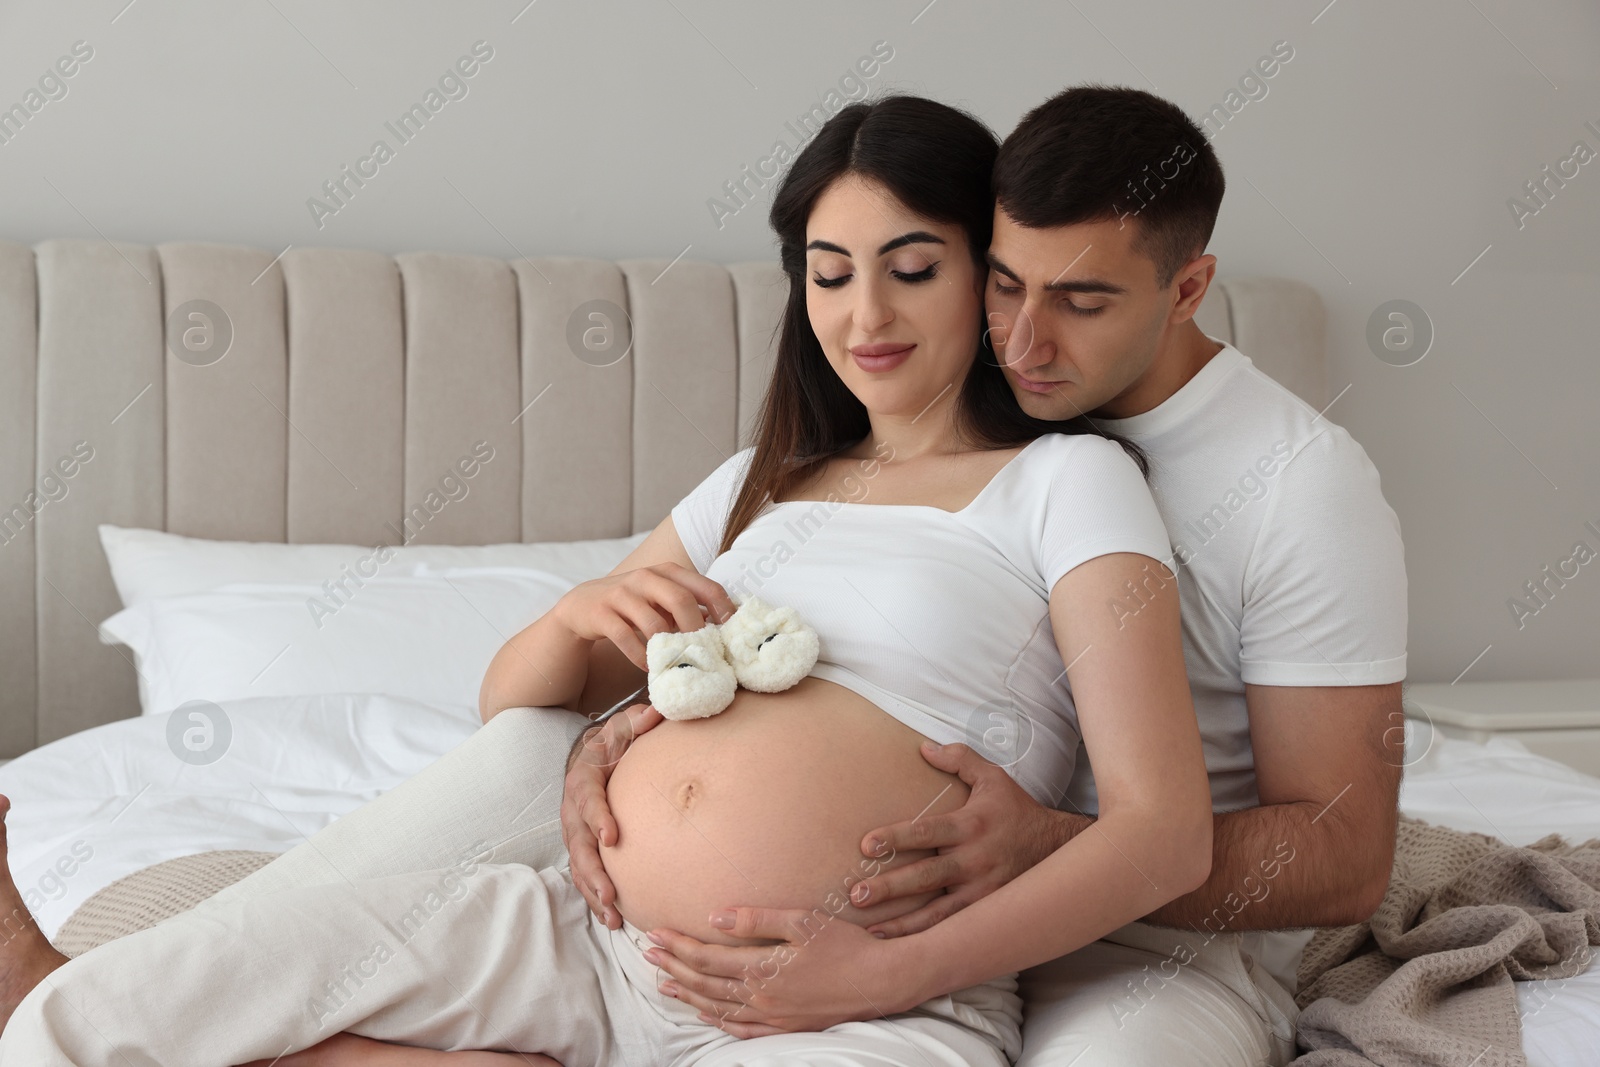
[1061, 802, 1388, 931]
[566, 717, 602, 773]
[1150, 801, 1390, 929]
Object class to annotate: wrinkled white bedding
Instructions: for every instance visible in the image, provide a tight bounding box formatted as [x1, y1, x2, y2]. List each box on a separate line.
[0, 698, 1595, 1065]
[0, 693, 478, 941]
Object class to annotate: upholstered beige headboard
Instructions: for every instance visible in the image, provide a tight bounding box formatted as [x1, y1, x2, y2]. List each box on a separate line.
[0, 238, 1324, 756]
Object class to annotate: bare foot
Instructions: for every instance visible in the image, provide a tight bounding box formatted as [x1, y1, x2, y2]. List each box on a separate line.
[0, 795, 69, 1031]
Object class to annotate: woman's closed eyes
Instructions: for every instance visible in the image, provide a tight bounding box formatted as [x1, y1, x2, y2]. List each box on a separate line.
[811, 262, 941, 289]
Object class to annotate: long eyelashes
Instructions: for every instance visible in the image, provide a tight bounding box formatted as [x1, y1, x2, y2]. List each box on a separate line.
[810, 264, 941, 289]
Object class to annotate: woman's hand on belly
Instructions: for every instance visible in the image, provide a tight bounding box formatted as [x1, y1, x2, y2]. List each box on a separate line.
[641, 903, 925, 1037]
[598, 677, 969, 947]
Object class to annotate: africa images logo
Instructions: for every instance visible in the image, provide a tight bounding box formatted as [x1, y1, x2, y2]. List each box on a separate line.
[305, 41, 495, 229]
[705, 41, 894, 230]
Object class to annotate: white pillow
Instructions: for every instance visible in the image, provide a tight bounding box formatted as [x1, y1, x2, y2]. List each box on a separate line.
[99, 570, 574, 719]
[98, 524, 649, 609]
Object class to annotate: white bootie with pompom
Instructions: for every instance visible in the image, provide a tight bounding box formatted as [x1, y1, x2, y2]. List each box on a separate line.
[645, 624, 737, 721]
[645, 595, 819, 720]
[717, 596, 820, 693]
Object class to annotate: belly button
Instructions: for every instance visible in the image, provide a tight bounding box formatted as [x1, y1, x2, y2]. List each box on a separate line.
[674, 778, 700, 812]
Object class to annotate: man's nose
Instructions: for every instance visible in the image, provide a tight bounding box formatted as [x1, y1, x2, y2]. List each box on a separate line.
[995, 304, 1052, 370]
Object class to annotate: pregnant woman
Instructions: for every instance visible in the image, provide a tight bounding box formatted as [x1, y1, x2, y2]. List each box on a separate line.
[0, 96, 1209, 1067]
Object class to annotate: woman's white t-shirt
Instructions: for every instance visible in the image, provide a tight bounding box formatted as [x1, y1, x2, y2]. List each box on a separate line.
[670, 432, 1171, 807]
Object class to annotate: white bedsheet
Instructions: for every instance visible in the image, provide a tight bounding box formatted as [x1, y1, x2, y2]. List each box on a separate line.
[0, 698, 1595, 1064]
[0, 693, 477, 941]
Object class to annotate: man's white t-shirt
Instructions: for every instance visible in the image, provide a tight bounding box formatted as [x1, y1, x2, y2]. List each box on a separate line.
[1062, 338, 1408, 817]
[1077, 337, 1407, 990]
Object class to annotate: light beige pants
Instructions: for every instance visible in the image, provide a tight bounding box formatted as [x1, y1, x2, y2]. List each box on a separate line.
[1015, 920, 1301, 1067]
[0, 708, 1021, 1066]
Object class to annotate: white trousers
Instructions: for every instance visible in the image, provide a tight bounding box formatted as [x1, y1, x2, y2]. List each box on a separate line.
[2, 706, 1298, 1065]
[1014, 921, 1301, 1067]
[0, 708, 1021, 1066]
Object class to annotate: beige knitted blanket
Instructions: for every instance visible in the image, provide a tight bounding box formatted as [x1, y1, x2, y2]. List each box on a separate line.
[55, 850, 278, 958]
[1290, 815, 1600, 1067]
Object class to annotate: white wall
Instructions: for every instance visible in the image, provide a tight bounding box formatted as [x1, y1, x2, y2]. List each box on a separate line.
[1, 0, 1595, 683]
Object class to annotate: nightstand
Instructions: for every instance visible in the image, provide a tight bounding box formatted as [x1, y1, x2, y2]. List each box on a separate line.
[1404, 679, 1600, 778]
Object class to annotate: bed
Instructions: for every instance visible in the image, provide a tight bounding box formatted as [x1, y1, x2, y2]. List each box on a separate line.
[0, 238, 1593, 1065]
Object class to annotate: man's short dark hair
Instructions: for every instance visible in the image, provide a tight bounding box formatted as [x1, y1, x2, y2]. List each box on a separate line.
[994, 85, 1225, 288]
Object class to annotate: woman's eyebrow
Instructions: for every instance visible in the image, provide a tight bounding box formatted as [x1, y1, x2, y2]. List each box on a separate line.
[806, 239, 851, 256]
[805, 231, 946, 258]
[878, 231, 944, 255]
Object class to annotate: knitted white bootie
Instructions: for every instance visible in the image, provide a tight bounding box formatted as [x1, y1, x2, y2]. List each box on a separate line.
[645, 596, 820, 720]
[645, 624, 737, 721]
[718, 596, 821, 693]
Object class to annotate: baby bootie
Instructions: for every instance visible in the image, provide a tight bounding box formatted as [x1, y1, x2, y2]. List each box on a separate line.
[646, 624, 737, 721]
[717, 596, 820, 693]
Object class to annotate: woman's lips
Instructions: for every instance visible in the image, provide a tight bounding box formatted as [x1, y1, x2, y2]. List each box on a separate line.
[850, 343, 914, 373]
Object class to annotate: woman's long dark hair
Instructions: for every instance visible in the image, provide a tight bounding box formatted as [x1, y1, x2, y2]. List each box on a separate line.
[718, 94, 1145, 554]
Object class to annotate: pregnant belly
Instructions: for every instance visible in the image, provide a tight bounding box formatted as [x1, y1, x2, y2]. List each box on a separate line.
[600, 676, 968, 946]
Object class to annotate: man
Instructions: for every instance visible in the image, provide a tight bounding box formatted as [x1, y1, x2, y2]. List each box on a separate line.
[567, 86, 1407, 1066]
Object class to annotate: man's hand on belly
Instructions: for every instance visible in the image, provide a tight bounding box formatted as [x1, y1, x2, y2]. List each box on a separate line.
[561, 702, 663, 929]
[845, 740, 1079, 939]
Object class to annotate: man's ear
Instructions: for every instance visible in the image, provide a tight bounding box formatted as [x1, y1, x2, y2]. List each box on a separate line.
[1169, 253, 1218, 325]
